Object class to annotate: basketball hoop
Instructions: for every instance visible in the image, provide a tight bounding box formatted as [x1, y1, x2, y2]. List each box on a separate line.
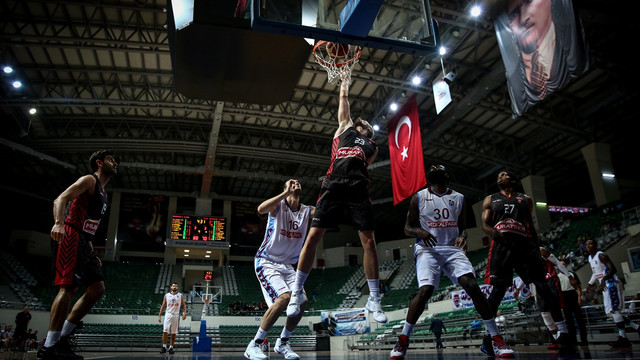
[313, 40, 361, 86]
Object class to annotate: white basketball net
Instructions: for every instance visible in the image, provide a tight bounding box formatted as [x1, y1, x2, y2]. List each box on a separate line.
[313, 41, 361, 86]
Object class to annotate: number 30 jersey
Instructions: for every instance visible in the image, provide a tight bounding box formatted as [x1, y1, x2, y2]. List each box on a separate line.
[415, 187, 464, 249]
[256, 199, 311, 265]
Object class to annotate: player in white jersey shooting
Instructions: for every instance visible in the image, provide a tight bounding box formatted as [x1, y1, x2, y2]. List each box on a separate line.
[389, 165, 513, 359]
[159, 282, 187, 354]
[244, 179, 315, 360]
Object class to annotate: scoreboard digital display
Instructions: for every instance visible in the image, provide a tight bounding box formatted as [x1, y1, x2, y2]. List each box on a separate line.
[170, 215, 226, 241]
[204, 270, 213, 280]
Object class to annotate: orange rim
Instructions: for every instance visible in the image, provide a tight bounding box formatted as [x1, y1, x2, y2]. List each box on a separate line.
[312, 40, 362, 67]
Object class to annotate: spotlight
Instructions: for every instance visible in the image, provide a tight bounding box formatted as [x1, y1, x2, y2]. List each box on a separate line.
[390, 103, 398, 111]
[439, 47, 447, 56]
[470, 5, 482, 17]
[28, 108, 37, 115]
[372, 124, 380, 132]
[412, 76, 422, 85]
[12, 80, 22, 88]
[3, 66, 13, 74]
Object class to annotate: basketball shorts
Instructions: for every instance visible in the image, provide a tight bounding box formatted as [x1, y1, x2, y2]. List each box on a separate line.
[415, 246, 475, 289]
[485, 236, 546, 288]
[312, 180, 375, 231]
[602, 280, 625, 315]
[254, 257, 303, 307]
[53, 225, 103, 287]
[163, 313, 180, 334]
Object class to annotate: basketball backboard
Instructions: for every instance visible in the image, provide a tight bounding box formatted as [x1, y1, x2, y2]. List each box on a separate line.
[251, 0, 439, 56]
[166, 0, 437, 105]
[192, 284, 222, 305]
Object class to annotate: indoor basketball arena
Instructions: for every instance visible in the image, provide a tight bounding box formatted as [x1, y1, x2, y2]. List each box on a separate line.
[1, 0, 639, 360]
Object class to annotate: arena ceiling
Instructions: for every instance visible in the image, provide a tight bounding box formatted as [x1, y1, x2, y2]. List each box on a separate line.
[0, 0, 637, 241]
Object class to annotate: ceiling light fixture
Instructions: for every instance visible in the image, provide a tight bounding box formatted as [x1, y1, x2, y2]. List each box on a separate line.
[470, 5, 482, 17]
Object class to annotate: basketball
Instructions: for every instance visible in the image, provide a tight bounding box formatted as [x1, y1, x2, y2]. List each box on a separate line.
[326, 42, 350, 60]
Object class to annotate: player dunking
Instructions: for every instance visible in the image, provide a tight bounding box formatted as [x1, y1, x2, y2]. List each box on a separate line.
[287, 78, 387, 324]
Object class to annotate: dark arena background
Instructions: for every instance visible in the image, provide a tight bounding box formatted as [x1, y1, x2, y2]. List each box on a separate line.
[1, 0, 639, 360]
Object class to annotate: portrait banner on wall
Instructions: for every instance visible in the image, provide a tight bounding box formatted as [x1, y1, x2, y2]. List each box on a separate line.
[117, 193, 168, 251]
[494, 0, 590, 117]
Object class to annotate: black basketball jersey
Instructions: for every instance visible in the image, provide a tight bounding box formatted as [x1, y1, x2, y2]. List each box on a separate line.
[325, 126, 377, 184]
[488, 192, 533, 239]
[64, 173, 108, 236]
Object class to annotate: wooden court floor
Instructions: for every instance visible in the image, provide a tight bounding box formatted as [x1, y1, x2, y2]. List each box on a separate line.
[2, 344, 639, 360]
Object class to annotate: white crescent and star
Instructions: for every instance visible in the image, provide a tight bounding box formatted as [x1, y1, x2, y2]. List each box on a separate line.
[394, 115, 412, 161]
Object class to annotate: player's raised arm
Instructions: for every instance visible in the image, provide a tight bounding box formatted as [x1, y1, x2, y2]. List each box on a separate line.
[257, 179, 298, 216]
[336, 81, 353, 135]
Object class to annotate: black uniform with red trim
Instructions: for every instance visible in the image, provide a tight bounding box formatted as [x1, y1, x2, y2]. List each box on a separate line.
[536, 258, 565, 310]
[484, 192, 547, 288]
[312, 126, 377, 231]
[54, 173, 108, 286]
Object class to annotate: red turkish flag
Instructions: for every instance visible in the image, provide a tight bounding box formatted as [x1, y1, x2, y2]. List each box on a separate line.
[387, 95, 426, 205]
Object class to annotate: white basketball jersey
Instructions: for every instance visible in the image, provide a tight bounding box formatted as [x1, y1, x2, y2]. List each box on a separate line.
[588, 250, 619, 285]
[256, 199, 311, 264]
[415, 187, 464, 250]
[164, 292, 183, 315]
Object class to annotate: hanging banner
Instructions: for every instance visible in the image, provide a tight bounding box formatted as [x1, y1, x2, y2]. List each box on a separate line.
[451, 277, 531, 310]
[387, 95, 427, 205]
[320, 308, 370, 336]
[432, 78, 452, 114]
[494, 0, 590, 117]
